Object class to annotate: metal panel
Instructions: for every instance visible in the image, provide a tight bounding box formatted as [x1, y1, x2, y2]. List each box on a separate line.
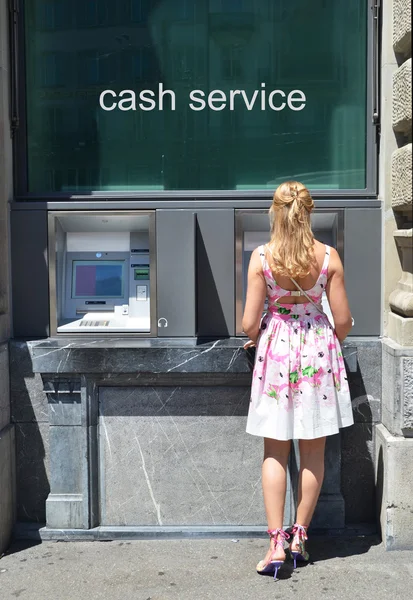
[196, 210, 235, 337]
[156, 210, 196, 337]
[344, 208, 381, 336]
[11, 199, 382, 210]
[11, 210, 49, 337]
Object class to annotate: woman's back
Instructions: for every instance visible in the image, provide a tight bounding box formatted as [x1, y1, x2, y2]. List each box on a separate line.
[265, 240, 327, 303]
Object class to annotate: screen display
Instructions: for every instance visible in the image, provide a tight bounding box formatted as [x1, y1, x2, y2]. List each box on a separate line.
[72, 261, 124, 298]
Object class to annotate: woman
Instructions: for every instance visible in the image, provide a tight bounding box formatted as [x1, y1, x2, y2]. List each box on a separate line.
[242, 181, 353, 580]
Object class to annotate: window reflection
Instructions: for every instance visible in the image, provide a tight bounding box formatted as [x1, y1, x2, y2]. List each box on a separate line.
[25, 0, 367, 192]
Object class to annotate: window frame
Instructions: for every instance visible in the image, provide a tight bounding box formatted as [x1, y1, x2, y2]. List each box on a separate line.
[13, 0, 379, 201]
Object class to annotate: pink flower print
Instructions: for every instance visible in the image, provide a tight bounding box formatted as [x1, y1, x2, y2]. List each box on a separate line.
[300, 366, 324, 388]
[265, 384, 280, 403]
[333, 373, 341, 391]
[267, 345, 289, 363]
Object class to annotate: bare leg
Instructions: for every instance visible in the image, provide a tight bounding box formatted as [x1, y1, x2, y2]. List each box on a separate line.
[259, 437, 291, 562]
[291, 436, 326, 551]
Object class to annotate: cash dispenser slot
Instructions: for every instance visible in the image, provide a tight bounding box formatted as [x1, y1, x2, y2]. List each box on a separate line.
[49, 211, 155, 334]
[76, 304, 115, 315]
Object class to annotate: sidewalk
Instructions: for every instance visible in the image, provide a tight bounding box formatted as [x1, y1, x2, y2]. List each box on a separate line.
[0, 536, 412, 600]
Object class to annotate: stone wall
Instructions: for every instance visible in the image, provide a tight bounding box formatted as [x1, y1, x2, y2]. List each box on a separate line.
[377, 0, 413, 550]
[10, 338, 381, 535]
[0, 0, 15, 554]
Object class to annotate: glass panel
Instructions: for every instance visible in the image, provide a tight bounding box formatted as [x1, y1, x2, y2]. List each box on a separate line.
[25, 0, 368, 192]
[72, 261, 124, 298]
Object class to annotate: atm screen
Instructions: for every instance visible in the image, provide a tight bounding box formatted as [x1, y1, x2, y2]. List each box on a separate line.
[72, 261, 124, 298]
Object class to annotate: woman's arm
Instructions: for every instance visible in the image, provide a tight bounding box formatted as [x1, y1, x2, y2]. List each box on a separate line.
[325, 247, 353, 343]
[242, 248, 267, 344]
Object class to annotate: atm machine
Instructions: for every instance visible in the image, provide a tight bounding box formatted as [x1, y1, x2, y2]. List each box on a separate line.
[48, 211, 156, 334]
[235, 209, 344, 335]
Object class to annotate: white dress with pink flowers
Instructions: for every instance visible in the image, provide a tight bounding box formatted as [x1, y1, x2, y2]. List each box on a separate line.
[246, 244, 354, 441]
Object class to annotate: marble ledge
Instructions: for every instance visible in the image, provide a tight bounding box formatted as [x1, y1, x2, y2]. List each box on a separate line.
[10, 337, 377, 375]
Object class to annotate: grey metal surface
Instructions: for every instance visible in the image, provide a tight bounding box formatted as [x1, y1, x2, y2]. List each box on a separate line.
[344, 208, 382, 336]
[10, 209, 49, 337]
[11, 199, 381, 209]
[196, 210, 235, 337]
[156, 210, 196, 337]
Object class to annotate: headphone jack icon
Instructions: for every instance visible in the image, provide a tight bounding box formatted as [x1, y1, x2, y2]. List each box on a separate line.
[157, 317, 168, 328]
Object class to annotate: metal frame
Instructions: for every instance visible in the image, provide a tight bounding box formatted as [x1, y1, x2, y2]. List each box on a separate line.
[13, 0, 378, 201]
[234, 208, 345, 336]
[47, 210, 157, 337]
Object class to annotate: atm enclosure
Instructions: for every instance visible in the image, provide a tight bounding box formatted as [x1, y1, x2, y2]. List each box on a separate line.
[235, 209, 344, 335]
[48, 211, 156, 335]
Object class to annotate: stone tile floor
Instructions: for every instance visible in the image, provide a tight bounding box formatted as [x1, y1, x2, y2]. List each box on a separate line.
[0, 536, 412, 600]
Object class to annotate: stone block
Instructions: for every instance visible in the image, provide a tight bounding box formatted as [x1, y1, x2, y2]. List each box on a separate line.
[49, 426, 83, 494]
[10, 341, 48, 423]
[388, 311, 413, 346]
[15, 422, 50, 522]
[389, 229, 413, 322]
[375, 423, 413, 550]
[402, 358, 413, 430]
[382, 338, 413, 436]
[46, 494, 84, 529]
[0, 424, 15, 555]
[0, 217, 10, 318]
[341, 423, 376, 524]
[0, 341, 10, 430]
[391, 144, 412, 211]
[99, 386, 267, 527]
[393, 0, 412, 56]
[392, 59, 412, 134]
[43, 377, 82, 426]
[345, 341, 381, 423]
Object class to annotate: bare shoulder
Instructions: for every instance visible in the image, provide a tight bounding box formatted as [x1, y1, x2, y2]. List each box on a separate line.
[249, 247, 264, 273]
[327, 246, 344, 276]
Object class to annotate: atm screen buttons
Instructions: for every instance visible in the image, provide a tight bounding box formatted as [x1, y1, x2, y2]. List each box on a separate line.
[137, 285, 147, 301]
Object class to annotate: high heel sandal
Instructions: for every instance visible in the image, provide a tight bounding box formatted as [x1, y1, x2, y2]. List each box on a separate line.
[256, 528, 290, 580]
[289, 523, 310, 568]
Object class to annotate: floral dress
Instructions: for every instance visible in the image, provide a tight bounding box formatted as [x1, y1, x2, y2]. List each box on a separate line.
[246, 244, 354, 441]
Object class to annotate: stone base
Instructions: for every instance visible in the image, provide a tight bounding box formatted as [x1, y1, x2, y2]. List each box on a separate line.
[46, 494, 84, 529]
[311, 494, 345, 529]
[13, 522, 378, 542]
[382, 337, 413, 436]
[0, 424, 15, 554]
[375, 423, 413, 550]
[388, 312, 413, 346]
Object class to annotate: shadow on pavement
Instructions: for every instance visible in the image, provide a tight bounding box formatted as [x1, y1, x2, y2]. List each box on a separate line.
[2, 540, 42, 558]
[305, 535, 382, 562]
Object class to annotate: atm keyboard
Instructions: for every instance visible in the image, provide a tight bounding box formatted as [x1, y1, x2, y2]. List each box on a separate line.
[79, 320, 110, 327]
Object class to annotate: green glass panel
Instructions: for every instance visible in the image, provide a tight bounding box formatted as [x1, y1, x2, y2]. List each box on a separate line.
[25, 0, 368, 192]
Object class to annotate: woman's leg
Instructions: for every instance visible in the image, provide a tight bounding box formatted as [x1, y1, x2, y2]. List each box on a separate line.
[292, 436, 326, 550]
[261, 437, 291, 561]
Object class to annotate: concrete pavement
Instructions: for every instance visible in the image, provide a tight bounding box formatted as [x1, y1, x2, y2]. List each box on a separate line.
[0, 536, 412, 600]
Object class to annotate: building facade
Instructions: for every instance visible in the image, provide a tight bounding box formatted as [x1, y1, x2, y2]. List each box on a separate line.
[0, 0, 411, 552]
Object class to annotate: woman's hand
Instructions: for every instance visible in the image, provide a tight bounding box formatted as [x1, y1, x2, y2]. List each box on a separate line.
[243, 340, 257, 350]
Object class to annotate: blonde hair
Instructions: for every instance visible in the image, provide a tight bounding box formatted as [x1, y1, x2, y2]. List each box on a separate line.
[266, 180, 315, 279]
